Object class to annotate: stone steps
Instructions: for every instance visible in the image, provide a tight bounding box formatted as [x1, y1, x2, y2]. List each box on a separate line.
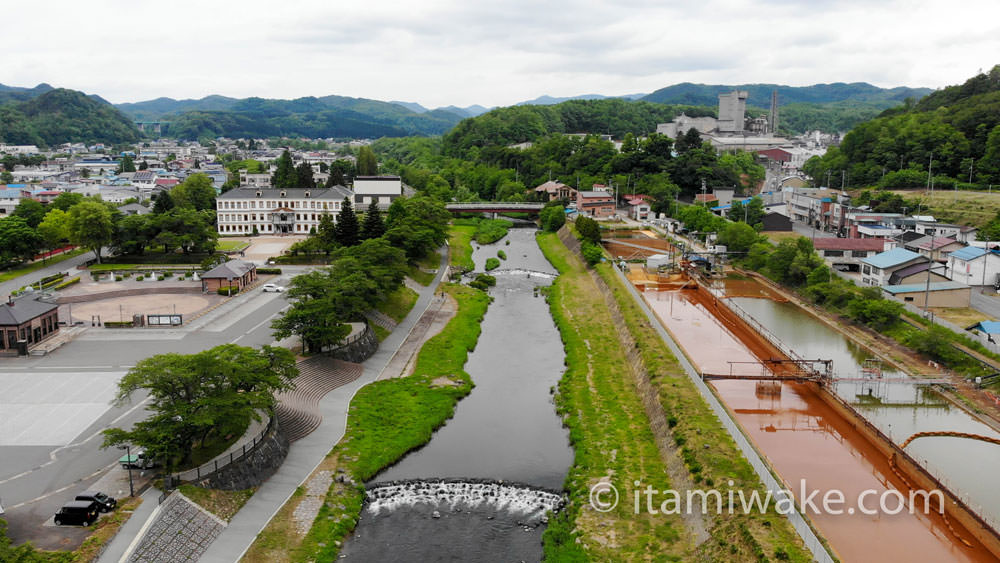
[276, 357, 363, 442]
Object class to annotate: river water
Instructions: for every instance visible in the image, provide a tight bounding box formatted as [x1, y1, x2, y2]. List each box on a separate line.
[642, 286, 998, 562]
[340, 228, 572, 562]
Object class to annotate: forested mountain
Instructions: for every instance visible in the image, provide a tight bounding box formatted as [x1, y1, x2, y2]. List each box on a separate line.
[515, 93, 647, 106]
[0, 88, 140, 146]
[442, 98, 713, 158]
[160, 95, 465, 140]
[115, 95, 240, 121]
[803, 65, 1000, 188]
[0, 82, 55, 105]
[641, 82, 931, 106]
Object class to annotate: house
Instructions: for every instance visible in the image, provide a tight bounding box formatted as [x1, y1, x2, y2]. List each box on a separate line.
[887, 262, 949, 285]
[761, 212, 793, 232]
[625, 197, 651, 221]
[200, 260, 257, 293]
[912, 221, 978, 243]
[845, 212, 904, 239]
[694, 193, 718, 206]
[860, 247, 929, 286]
[118, 203, 151, 216]
[904, 236, 964, 262]
[239, 170, 272, 188]
[813, 238, 890, 272]
[577, 190, 616, 218]
[882, 281, 970, 308]
[0, 297, 60, 356]
[215, 186, 354, 235]
[947, 246, 1000, 287]
[352, 175, 403, 208]
[533, 180, 577, 202]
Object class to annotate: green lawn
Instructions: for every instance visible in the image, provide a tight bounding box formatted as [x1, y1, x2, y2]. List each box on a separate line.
[0, 248, 87, 284]
[378, 286, 419, 323]
[216, 240, 250, 252]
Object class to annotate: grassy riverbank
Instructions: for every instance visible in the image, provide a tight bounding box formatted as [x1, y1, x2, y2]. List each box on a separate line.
[537, 232, 689, 560]
[593, 261, 814, 561]
[538, 231, 812, 561]
[448, 224, 476, 271]
[243, 283, 489, 562]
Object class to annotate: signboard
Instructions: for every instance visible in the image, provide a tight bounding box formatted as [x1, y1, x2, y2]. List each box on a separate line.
[147, 314, 183, 326]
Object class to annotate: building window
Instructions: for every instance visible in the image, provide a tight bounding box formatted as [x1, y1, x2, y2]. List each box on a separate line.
[904, 296, 914, 302]
[851, 250, 869, 258]
[824, 250, 844, 257]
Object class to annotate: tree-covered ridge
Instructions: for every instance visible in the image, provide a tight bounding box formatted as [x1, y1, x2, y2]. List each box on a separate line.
[0, 88, 140, 146]
[442, 98, 713, 157]
[641, 81, 931, 106]
[803, 65, 1000, 188]
[160, 95, 465, 141]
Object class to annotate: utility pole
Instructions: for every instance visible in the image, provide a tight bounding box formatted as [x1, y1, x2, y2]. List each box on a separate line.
[927, 152, 934, 194]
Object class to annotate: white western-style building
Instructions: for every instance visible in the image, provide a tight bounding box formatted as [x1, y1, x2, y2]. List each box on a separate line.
[216, 186, 354, 235]
[353, 175, 403, 208]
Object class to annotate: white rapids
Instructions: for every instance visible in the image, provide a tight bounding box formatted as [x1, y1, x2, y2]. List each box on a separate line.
[365, 479, 564, 521]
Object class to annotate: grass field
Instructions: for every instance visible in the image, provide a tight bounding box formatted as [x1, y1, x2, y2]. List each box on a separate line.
[378, 285, 419, 323]
[890, 189, 1000, 228]
[0, 248, 87, 283]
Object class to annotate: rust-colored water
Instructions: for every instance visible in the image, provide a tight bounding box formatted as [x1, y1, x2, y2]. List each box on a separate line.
[642, 288, 998, 562]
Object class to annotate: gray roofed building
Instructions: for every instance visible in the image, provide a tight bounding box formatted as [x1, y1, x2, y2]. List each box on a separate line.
[0, 297, 60, 356]
[200, 260, 258, 292]
[215, 186, 355, 235]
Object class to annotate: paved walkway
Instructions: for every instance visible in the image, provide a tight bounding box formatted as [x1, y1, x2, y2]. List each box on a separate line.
[0, 249, 96, 298]
[379, 290, 457, 379]
[197, 246, 449, 562]
[275, 358, 364, 442]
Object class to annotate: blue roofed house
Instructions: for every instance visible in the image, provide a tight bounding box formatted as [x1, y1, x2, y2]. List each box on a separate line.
[860, 247, 936, 286]
[947, 246, 1000, 288]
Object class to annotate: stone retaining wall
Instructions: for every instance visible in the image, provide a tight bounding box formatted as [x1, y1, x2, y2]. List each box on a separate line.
[329, 323, 379, 363]
[192, 421, 290, 491]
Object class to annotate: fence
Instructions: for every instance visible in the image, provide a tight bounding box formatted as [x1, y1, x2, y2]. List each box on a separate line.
[172, 416, 274, 483]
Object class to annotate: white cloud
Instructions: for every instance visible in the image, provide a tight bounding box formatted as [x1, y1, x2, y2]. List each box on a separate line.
[3, 0, 997, 108]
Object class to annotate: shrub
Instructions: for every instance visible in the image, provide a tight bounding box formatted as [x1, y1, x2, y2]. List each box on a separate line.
[581, 241, 603, 266]
[115, 276, 123, 281]
[474, 274, 497, 287]
[575, 216, 602, 244]
[157, 276, 165, 281]
[474, 219, 513, 244]
[40, 272, 66, 285]
[217, 285, 240, 296]
[469, 279, 489, 290]
[484, 257, 501, 271]
[497, 250, 507, 260]
[136, 275, 145, 281]
[540, 205, 566, 232]
[505, 239, 510, 246]
[104, 321, 134, 328]
[257, 267, 283, 275]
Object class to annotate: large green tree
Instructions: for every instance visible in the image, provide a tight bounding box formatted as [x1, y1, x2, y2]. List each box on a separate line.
[102, 344, 297, 469]
[117, 155, 136, 174]
[295, 162, 315, 189]
[271, 149, 296, 189]
[0, 216, 42, 266]
[68, 200, 114, 263]
[334, 197, 359, 247]
[360, 200, 385, 240]
[357, 146, 378, 176]
[12, 198, 46, 228]
[37, 208, 70, 254]
[171, 173, 217, 211]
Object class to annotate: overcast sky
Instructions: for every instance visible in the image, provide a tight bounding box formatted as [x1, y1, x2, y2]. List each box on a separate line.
[5, 0, 998, 109]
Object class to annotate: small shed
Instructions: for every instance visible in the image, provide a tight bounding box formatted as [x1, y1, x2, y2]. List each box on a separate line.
[201, 260, 257, 293]
[761, 212, 793, 232]
[0, 297, 59, 355]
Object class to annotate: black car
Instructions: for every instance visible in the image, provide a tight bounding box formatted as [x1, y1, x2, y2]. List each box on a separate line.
[53, 500, 100, 526]
[75, 491, 117, 513]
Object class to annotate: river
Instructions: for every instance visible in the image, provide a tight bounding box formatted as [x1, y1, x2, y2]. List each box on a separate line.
[339, 227, 572, 561]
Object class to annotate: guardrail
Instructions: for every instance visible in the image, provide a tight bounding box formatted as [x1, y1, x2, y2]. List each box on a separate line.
[172, 416, 274, 483]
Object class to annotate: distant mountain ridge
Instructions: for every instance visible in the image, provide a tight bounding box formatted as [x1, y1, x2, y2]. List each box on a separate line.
[515, 93, 647, 106]
[640, 82, 932, 107]
[0, 88, 140, 146]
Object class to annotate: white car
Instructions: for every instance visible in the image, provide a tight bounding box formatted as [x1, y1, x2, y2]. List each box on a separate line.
[262, 283, 285, 293]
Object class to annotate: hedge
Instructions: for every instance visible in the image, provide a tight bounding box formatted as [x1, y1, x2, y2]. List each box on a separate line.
[257, 267, 282, 275]
[40, 272, 67, 285]
[217, 286, 240, 296]
[54, 277, 81, 290]
[104, 321, 134, 328]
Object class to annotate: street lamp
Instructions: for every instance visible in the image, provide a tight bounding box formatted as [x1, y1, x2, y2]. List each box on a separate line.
[117, 444, 135, 497]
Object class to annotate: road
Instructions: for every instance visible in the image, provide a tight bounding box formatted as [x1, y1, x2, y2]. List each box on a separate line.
[791, 220, 836, 239]
[0, 249, 98, 298]
[0, 271, 301, 548]
[972, 290, 1000, 320]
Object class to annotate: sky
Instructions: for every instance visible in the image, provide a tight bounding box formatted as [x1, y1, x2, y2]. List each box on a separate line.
[5, 0, 999, 109]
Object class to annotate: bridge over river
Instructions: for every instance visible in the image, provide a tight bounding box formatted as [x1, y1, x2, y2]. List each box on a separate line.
[445, 202, 544, 215]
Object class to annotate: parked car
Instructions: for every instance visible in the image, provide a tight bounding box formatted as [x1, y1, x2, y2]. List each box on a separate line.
[75, 491, 116, 513]
[53, 500, 100, 526]
[119, 450, 156, 470]
[262, 283, 285, 293]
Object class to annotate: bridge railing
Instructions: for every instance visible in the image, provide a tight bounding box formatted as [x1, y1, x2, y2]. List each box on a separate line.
[716, 295, 825, 379]
[444, 203, 544, 210]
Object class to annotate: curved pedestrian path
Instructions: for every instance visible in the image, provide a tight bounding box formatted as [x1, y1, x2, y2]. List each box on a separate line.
[275, 357, 364, 442]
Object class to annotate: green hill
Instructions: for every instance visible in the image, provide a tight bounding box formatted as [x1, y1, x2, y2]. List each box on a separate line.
[641, 81, 930, 106]
[803, 65, 1000, 187]
[442, 98, 712, 158]
[0, 88, 140, 146]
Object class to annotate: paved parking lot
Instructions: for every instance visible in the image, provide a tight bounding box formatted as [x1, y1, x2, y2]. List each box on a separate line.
[0, 371, 122, 446]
